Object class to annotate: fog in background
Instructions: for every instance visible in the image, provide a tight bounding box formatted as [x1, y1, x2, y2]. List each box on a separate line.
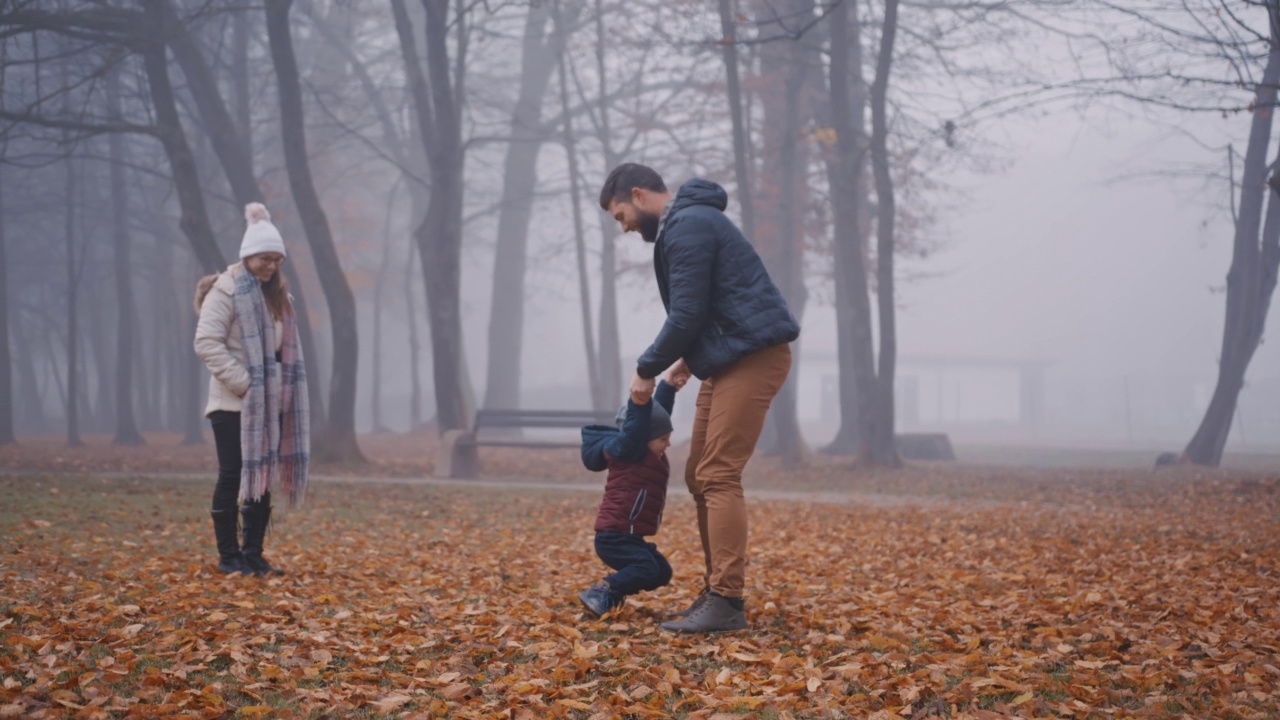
[3, 0, 1277, 466]
[469, 110, 1280, 452]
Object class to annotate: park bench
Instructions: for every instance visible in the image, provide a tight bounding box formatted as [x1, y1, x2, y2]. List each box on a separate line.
[435, 408, 617, 479]
[895, 432, 956, 461]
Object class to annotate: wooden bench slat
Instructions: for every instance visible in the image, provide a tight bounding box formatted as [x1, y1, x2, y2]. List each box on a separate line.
[466, 439, 581, 449]
[441, 408, 616, 477]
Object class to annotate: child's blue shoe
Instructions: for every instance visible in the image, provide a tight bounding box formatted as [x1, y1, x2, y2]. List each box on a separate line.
[578, 581, 624, 617]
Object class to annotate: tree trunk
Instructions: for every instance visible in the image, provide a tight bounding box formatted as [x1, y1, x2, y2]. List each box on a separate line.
[183, 315, 205, 444]
[264, 0, 364, 462]
[822, 0, 876, 456]
[752, 0, 811, 466]
[141, 33, 225, 275]
[231, 0, 253, 155]
[391, 0, 470, 433]
[370, 187, 400, 434]
[717, 0, 756, 240]
[1184, 24, 1280, 465]
[180, 247, 205, 444]
[64, 152, 83, 447]
[405, 239, 425, 430]
[88, 271, 113, 431]
[0, 152, 13, 445]
[10, 315, 47, 434]
[483, 2, 565, 411]
[593, 0, 622, 409]
[865, 0, 902, 468]
[108, 75, 145, 445]
[557, 40, 603, 411]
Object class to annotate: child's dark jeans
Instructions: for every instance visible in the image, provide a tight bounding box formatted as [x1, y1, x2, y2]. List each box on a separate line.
[595, 530, 673, 597]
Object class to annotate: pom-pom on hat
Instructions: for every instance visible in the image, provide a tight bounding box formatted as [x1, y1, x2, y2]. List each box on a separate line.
[239, 202, 287, 260]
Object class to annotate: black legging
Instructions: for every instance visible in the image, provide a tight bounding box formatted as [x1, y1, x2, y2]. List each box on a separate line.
[209, 411, 269, 512]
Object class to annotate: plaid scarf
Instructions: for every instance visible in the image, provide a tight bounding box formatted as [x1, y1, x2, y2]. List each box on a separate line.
[233, 268, 310, 508]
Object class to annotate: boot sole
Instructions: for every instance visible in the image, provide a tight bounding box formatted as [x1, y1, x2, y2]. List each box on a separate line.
[657, 622, 748, 635]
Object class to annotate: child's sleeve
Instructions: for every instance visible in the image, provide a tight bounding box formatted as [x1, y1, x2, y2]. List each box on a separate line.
[603, 399, 652, 464]
[654, 379, 677, 417]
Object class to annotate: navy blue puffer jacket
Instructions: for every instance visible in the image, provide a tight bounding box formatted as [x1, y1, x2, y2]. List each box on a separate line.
[636, 179, 801, 380]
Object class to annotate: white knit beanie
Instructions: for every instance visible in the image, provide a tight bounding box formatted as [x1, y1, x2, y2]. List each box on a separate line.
[239, 202, 287, 259]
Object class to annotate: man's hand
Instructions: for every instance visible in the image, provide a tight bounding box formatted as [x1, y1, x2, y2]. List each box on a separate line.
[665, 358, 692, 390]
[630, 371, 656, 404]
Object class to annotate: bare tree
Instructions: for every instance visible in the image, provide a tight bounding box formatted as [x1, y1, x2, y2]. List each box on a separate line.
[0, 140, 13, 445]
[863, 0, 903, 467]
[107, 71, 144, 445]
[821, 0, 876, 459]
[751, 0, 815, 466]
[63, 134, 83, 447]
[1181, 3, 1280, 465]
[264, 0, 364, 462]
[716, 0, 756, 241]
[1050, 1, 1280, 465]
[483, 2, 578, 412]
[555, 13, 604, 411]
[391, 0, 470, 433]
[157, 0, 329, 438]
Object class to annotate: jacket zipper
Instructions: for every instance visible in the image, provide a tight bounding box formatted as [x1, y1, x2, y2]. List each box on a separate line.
[628, 488, 648, 534]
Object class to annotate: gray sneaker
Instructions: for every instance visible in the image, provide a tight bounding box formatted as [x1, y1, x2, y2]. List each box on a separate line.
[668, 586, 710, 620]
[659, 593, 747, 634]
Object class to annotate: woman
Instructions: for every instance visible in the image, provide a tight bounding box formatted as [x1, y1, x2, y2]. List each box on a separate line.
[194, 202, 310, 576]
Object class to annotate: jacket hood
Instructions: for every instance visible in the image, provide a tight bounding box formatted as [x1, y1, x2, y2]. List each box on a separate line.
[581, 425, 619, 472]
[668, 178, 728, 216]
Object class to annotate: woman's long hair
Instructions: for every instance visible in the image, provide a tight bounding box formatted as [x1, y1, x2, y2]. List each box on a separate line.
[261, 270, 291, 321]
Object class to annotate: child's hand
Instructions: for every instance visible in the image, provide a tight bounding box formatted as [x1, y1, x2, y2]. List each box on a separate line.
[665, 358, 691, 389]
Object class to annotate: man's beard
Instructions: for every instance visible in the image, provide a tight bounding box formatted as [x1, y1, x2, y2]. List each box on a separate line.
[637, 210, 661, 243]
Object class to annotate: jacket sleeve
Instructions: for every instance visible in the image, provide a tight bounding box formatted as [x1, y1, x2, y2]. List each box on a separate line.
[603, 399, 652, 464]
[636, 214, 717, 379]
[194, 287, 251, 398]
[654, 380, 677, 417]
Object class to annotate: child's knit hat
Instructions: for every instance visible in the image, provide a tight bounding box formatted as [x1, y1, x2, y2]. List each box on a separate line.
[616, 401, 674, 440]
[239, 202, 287, 259]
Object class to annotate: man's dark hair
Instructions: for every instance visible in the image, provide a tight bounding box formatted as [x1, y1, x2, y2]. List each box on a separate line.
[599, 163, 666, 210]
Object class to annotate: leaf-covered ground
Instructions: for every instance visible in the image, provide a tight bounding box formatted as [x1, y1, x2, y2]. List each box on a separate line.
[2, 459, 1279, 718]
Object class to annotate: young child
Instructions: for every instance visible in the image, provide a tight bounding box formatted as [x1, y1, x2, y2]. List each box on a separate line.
[578, 378, 683, 617]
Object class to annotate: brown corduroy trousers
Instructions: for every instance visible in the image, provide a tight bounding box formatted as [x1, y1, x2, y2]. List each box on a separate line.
[684, 343, 792, 598]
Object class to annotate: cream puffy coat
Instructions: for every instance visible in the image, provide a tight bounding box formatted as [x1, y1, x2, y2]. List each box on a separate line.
[194, 264, 283, 417]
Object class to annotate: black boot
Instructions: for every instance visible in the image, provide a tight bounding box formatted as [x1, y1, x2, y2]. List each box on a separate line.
[210, 509, 246, 574]
[241, 500, 285, 576]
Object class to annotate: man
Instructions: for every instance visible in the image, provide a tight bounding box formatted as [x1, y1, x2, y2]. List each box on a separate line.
[599, 162, 800, 633]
